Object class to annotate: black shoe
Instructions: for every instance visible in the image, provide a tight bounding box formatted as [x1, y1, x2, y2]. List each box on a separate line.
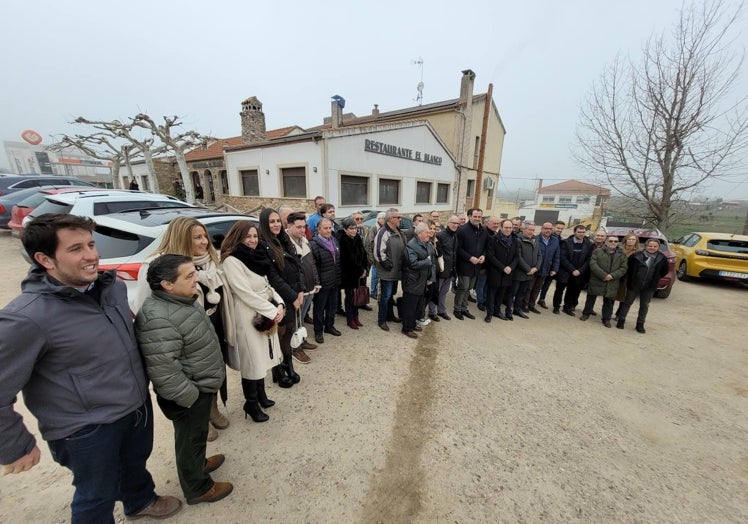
[552, 307, 560, 314]
[580, 314, 590, 321]
[528, 306, 541, 314]
[243, 401, 269, 422]
[636, 323, 646, 334]
[563, 308, 576, 317]
[453, 311, 464, 320]
[537, 300, 548, 309]
[325, 327, 342, 336]
[603, 320, 612, 328]
[494, 312, 507, 320]
[616, 319, 625, 329]
[462, 310, 476, 320]
[255, 379, 275, 408]
[505, 313, 514, 321]
[282, 355, 300, 384]
[428, 314, 440, 322]
[477, 303, 486, 311]
[271, 366, 293, 388]
[315, 334, 324, 343]
[514, 310, 530, 319]
[304, 314, 313, 325]
[590, 311, 598, 316]
[467, 295, 477, 303]
[378, 322, 390, 331]
[388, 315, 402, 323]
[336, 308, 346, 316]
[438, 312, 452, 320]
[484, 314, 492, 323]
[360, 304, 373, 311]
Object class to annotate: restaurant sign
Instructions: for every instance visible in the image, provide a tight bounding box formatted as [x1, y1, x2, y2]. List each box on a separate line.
[364, 139, 442, 165]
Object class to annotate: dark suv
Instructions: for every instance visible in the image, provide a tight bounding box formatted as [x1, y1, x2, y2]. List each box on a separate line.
[605, 227, 676, 298]
[0, 175, 96, 196]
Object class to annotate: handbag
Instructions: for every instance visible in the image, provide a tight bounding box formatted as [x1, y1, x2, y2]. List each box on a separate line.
[352, 278, 370, 307]
[290, 308, 308, 349]
[252, 298, 278, 334]
[437, 255, 445, 272]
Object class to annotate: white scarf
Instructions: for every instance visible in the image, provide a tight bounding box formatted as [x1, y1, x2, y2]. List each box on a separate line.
[192, 252, 223, 305]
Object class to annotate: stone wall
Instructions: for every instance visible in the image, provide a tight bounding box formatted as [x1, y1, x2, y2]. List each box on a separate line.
[216, 194, 316, 215]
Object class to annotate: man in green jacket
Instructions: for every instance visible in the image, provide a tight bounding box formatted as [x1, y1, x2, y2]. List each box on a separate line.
[135, 254, 233, 506]
[580, 235, 628, 327]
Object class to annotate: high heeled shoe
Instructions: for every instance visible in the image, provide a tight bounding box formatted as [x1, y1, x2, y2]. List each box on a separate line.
[272, 366, 294, 388]
[282, 355, 300, 384]
[241, 378, 269, 422]
[255, 378, 275, 408]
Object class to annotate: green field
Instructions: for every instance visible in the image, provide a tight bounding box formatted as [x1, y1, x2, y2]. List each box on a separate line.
[666, 206, 748, 240]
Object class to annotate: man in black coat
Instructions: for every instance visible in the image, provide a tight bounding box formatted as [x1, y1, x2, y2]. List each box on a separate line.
[553, 225, 593, 316]
[454, 208, 487, 320]
[616, 239, 669, 333]
[429, 214, 460, 321]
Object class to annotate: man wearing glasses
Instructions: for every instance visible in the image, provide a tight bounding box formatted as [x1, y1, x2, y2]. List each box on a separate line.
[580, 235, 628, 327]
[374, 208, 407, 331]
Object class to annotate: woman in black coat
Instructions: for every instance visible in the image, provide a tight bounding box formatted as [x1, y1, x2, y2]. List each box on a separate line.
[484, 219, 519, 321]
[337, 217, 369, 329]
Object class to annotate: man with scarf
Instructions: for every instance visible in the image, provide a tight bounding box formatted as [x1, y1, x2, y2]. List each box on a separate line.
[286, 211, 320, 352]
[616, 239, 668, 333]
[484, 219, 519, 321]
[309, 218, 342, 343]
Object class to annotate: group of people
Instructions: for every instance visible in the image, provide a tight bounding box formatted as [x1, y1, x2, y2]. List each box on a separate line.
[0, 201, 669, 522]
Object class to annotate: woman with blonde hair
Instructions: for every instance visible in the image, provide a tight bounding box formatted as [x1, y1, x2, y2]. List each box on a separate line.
[220, 221, 283, 422]
[614, 232, 640, 318]
[133, 216, 231, 440]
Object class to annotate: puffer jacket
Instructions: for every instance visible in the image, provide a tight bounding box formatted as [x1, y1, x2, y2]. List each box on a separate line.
[135, 289, 225, 408]
[513, 234, 542, 282]
[436, 227, 457, 279]
[587, 247, 629, 298]
[310, 234, 342, 289]
[403, 236, 436, 294]
[374, 224, 407, 280]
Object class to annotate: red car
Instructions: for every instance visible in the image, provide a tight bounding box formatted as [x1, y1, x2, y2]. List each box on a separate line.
[8, 186, 108, 238]
[605, 227, 676, 298]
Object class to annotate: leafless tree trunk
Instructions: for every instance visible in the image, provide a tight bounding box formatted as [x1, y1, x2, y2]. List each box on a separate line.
[49, 133, 139, 190]
[574, 0, 748, 234]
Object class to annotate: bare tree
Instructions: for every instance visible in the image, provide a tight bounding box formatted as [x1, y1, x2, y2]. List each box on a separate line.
[574, 0, 748, 234]
[49, 133, 134, 190]
[132, 114, 210, 205]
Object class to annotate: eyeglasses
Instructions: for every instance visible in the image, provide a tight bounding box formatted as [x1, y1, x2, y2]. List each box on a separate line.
[607, 240, 618, 243]
[354, 217, 363, 222]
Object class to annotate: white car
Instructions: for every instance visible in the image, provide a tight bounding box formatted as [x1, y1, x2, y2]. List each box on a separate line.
[92, 208, 258, 310]
[25, 189, 190, 225]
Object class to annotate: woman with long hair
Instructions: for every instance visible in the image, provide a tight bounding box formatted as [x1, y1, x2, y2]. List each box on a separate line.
[132, 217, 231, 441]
[220, 222, 284, 422]
[614, 232, 640, 318]
[258, 208, 305, 386]
[337, 217, 368, 330]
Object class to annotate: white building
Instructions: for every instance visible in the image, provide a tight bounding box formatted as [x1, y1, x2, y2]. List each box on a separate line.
[519, 179, 610, 227]
[3, 141, 112, 185]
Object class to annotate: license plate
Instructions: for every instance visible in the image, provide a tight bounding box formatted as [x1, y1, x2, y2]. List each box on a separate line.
[719, 271, 747, 279]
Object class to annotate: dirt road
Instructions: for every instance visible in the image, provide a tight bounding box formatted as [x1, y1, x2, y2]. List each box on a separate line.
[0, 231, 745, 523]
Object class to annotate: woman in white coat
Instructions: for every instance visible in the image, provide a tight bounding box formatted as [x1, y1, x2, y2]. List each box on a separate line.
[220, 221, 284, 423]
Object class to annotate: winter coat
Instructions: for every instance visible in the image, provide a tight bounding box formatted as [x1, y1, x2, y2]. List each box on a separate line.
[513, 234, 542, 282]
[557, 236, 594, 284]
[374, 224, 407, 281]
[436, 227, 457, 279]
[338, 230, 369, 289]
[455, 223, 488, 277]
[221, 256, 283, 380]
[135, 290, 225, 408]
[587, 247, 629, 298]
[626, 250, 669, 291]
[485, 234, 519, 288]
[403, 236, 436, 294]
[536, 234, 560, 276]
[364, 223, 380, 265]
[263, 235, 304, 326]
[0, 268, 148, 463]
[288, 234, 320, 293]
[310, 234, 342, 289]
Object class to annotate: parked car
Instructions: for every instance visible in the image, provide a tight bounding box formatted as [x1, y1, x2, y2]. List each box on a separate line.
[0, 175, 97, 196]
[672, 232, 748, 284]
[24, 190, 191, 226]
[363, 214, 414, 231]
[91, 208, 258, 309]
[0, 185, 60, 229]
[605, 227, 677, 298]
[8, 186, 109, 237]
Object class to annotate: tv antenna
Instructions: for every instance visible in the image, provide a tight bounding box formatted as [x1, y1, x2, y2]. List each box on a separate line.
[412, 57, 424, 105]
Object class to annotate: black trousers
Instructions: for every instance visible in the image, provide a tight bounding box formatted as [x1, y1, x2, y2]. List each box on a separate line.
[486, 285, 511, 315]
[401, 292, 423, 333]
[617, 286, 656, 325]
[554, 277, 586, 310]
[157, 392, 213, 500]
[582, 294, 615, 320]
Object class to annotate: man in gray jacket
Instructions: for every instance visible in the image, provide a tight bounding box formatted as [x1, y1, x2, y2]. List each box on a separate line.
[374, 208, 407, 331]
[136, 254, 232, 506]
[0, 214, 181, 522]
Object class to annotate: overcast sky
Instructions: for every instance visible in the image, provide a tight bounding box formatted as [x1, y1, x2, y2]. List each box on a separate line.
[2, 0, 746, 199]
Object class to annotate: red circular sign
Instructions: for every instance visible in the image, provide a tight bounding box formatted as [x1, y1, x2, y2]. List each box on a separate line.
[21, 130, 42, 145]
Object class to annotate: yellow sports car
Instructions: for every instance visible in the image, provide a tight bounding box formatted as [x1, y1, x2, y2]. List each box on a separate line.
[672, 232, 748, 283]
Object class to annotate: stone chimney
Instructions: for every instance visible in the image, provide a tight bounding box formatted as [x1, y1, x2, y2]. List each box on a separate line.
[240, 96, 266, 143]
[459, 69, 476, 105]
[372, 104, 380, 116]
[331, 100, 343, 129]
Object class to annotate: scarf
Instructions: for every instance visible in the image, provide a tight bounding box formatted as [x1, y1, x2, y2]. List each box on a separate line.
[231, 242, 273, 276]
[317, 235, 337, 263]
[192, 252, 223, 305]
[499, 233, 513, 248]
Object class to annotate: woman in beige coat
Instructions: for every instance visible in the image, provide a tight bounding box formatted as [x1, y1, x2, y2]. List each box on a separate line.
[220, 222, 284, 423]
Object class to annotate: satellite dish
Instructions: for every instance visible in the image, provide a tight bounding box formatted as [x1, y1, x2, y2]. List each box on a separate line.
[21, 129, 42, 145]
[417, 82, 424, 94]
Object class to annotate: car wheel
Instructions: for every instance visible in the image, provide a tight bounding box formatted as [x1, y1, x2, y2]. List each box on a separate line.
[677, 261, 691, 282]
[654, 284, 672, 299]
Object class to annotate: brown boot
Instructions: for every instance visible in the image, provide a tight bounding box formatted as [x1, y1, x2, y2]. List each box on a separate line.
[186, 482, 234, 505]
[128, 495, 182, 520]
[207, 424, 218, 442]
[210, 395, 230, 430]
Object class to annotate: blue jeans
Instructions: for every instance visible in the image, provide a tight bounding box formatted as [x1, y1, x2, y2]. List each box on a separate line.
[313, 287, 338, 335]
[370, 265, 379, 298]
[476, 271, 487, 306]
[377, 280, 398, 324]
[47, 400, 157, 524]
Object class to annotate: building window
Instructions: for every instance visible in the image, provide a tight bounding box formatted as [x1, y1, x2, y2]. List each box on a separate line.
[577, 196, 590, 204]
[219, 170, 228, 194]
[542, 195, 555, 203]
[281, 167, 306, 198]
[240, 169, 259, 196]
[473, 136, 481, 168]
[466, 179, 475, 198]
[378, 178, 400, 205]
[436, 183, 450, 204]
[416, 181, 432, 204]
[559, 196, 573, 204]
[341, 175, 368, 206]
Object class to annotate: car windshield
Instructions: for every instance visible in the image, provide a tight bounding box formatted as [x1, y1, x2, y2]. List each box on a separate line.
[31, 199, 72, 216]
[93, 225, 156, 259]
[707, 239, 748, 254]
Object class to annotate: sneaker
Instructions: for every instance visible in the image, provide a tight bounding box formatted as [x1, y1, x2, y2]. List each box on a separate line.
[416, 317, 430, 326]
[187, 482, 234, 505]
[128, 496, 182, 520]
[292, 349, 311, 364]
[469, 289, 477, 300]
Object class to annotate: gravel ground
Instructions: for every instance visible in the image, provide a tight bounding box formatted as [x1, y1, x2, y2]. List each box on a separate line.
[0, 230, 746, 523]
